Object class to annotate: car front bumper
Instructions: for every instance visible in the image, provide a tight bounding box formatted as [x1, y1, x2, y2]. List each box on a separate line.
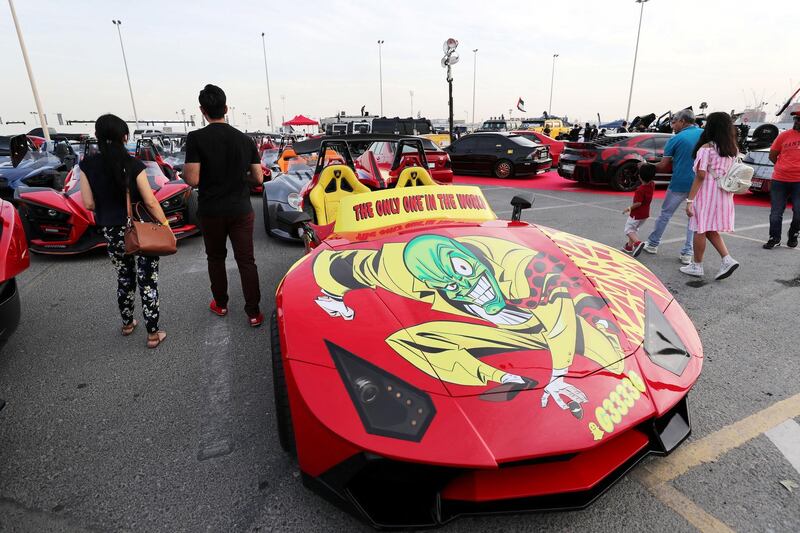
[302, 396, 692, 529]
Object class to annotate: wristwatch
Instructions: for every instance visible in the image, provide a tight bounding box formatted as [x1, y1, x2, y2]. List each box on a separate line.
[686, 199, 694, 203]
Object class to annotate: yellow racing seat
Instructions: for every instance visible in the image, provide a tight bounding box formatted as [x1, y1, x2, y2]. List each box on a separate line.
[309, 164, 370, 225]
[395, 166, 436, 188]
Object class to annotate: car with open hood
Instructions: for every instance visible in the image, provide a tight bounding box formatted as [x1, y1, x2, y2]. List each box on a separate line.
[270, 163, 703, 528]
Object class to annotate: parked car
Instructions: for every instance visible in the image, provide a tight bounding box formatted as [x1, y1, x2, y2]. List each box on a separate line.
[511, 130, 565, 166]
[15, 140, 199, 255]
[0, 135, 78, 200]
[270, 172, 703, 528]
[359, 137, 453, 184]
[557, 133, 672, 191]
[0, 198, 30, 347]
[744, 148, 774, 194]
[445, 132, 552, 178]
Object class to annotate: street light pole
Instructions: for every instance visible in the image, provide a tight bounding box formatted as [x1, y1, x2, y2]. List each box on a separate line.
[549, 53, 559, 116]
[472, 49, 478, 130]
[181, 108, 187, 133]
[377, 40, 384, 116]
[441, 38, 460, 144]
[261, 32, 275, 132]
[8, 0, 50, 141]
[409, 90, 414, 117]
[625, 0, 650, 122]
[112, 19, 139, 130]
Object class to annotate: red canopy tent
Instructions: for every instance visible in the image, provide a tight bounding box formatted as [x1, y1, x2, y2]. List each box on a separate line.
[282, 115, 319, 126]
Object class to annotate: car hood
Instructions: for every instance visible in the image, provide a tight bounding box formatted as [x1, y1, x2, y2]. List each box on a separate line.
[281, 222, 674, 389]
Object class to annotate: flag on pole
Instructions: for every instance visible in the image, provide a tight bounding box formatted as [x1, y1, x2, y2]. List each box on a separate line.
[516, 97, 526, 113]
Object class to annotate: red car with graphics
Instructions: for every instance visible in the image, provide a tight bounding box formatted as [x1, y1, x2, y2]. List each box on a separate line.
[271, 163, 703, 528]
[512, 130, 565, 167]
[0, 198, 30, 346]
[557, 133, 672, 191]
[15, 141, 199, 255]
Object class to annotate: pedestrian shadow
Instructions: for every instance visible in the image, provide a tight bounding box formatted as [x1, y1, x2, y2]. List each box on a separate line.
[775, 277, 800, 287]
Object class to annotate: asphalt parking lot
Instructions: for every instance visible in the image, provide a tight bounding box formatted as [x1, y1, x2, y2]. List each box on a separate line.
[1, 182, 799, 533]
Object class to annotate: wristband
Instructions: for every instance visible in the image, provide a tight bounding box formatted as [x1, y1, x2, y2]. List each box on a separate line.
[686, 199, 694, 203]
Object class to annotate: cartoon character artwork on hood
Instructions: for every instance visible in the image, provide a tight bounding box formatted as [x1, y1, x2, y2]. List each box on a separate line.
[312, 234, 635, 420]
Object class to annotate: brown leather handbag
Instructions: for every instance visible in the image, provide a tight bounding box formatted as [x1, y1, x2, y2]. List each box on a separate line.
[123, 187, 177, 257]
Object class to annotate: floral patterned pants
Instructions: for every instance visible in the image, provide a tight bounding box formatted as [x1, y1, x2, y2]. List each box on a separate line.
[102, 226, 160, 334]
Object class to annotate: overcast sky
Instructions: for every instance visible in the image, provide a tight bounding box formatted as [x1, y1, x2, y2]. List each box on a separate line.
[0, 0, 795, 130]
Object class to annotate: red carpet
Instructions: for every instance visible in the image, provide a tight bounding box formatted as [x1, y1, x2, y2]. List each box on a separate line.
[454, 170, 771, 208]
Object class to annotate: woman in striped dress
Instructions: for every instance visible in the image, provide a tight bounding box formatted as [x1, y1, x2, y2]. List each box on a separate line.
[681, 112, 740, 280]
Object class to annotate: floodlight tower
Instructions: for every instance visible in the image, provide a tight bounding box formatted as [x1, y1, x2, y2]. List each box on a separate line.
[441, 38, 460, 144]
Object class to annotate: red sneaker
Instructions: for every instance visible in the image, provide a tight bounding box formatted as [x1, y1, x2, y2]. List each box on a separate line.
[622, 243, 634, 254]
[248, 313, 265, 328]
[209, 300, 228, 317]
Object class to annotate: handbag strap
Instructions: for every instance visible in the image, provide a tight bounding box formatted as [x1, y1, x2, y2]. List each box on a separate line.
[124, 161, 133, 222]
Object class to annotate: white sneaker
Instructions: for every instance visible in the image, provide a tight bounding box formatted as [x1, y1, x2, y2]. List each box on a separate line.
[715, 257, 739, 280]
[680, 254, 693, 265]
[643, 243, 658, 254]
[680, 263, 704, 277]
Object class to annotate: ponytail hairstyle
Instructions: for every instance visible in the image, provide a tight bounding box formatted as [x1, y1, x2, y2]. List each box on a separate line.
[692, 111, 738, 159]
[94, 114, 131, 194]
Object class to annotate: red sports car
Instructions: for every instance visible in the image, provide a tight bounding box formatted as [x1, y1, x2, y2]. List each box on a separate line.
[511, 130, 565, 167]
[271, 170, 703, 527]
[557, 133, 671, 191]
[15, 142, 199, 255]
[360, 137, 453, 183]
[0, 198, 30, 345]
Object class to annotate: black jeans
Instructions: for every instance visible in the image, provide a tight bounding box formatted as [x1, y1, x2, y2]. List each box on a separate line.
[769, 180, 800, 240]
[200, 212, 261, 317]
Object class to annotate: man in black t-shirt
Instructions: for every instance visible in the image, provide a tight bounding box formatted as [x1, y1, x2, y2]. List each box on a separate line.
[183, 84, 265, 326]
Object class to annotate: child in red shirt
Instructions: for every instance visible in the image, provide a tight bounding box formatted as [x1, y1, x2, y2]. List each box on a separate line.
[622, 164, 656, 257]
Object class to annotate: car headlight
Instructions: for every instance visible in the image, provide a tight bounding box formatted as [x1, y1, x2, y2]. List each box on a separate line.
[287, 192, 301, 210]
[644, 293, 691, 376]
[327, 341, 436, 442]
[160, 194, 184, 210]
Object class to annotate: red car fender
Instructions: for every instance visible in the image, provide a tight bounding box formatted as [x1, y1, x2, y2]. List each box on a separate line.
[0, 200, 30, 282]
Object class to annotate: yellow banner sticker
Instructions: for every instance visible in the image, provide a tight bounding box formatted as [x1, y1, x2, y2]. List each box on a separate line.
[334, 185, 496, 233]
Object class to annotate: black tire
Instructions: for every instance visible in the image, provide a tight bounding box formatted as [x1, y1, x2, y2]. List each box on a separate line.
[271, 311, 296, 457]
[186, 189, 199, 228]
[610, 162, 641, 192]
[493, 159, 515, 179]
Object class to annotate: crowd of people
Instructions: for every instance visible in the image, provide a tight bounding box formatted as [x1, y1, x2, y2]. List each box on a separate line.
[621, 107, 800, 281]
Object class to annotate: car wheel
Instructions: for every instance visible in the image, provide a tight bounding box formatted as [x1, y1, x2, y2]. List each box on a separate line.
[186, 189, 199, 228]
[493, 159, 515, 179]
[271, 311, 296, 457]
[611, 162, 641, 192]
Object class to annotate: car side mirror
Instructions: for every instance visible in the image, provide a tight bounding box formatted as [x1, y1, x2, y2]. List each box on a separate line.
[277, 210, 312, 239]
[510, 194, 534, 222]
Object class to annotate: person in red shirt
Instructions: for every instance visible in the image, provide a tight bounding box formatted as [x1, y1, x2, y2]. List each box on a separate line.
[622, 164, 656, 256]
[765, 111, 800, 248]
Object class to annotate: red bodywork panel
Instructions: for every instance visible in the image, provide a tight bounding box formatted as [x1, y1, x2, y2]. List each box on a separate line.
[0, 199, 30, 282]
[512, 130, 565, 166]
[277, 220, 702, 479]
